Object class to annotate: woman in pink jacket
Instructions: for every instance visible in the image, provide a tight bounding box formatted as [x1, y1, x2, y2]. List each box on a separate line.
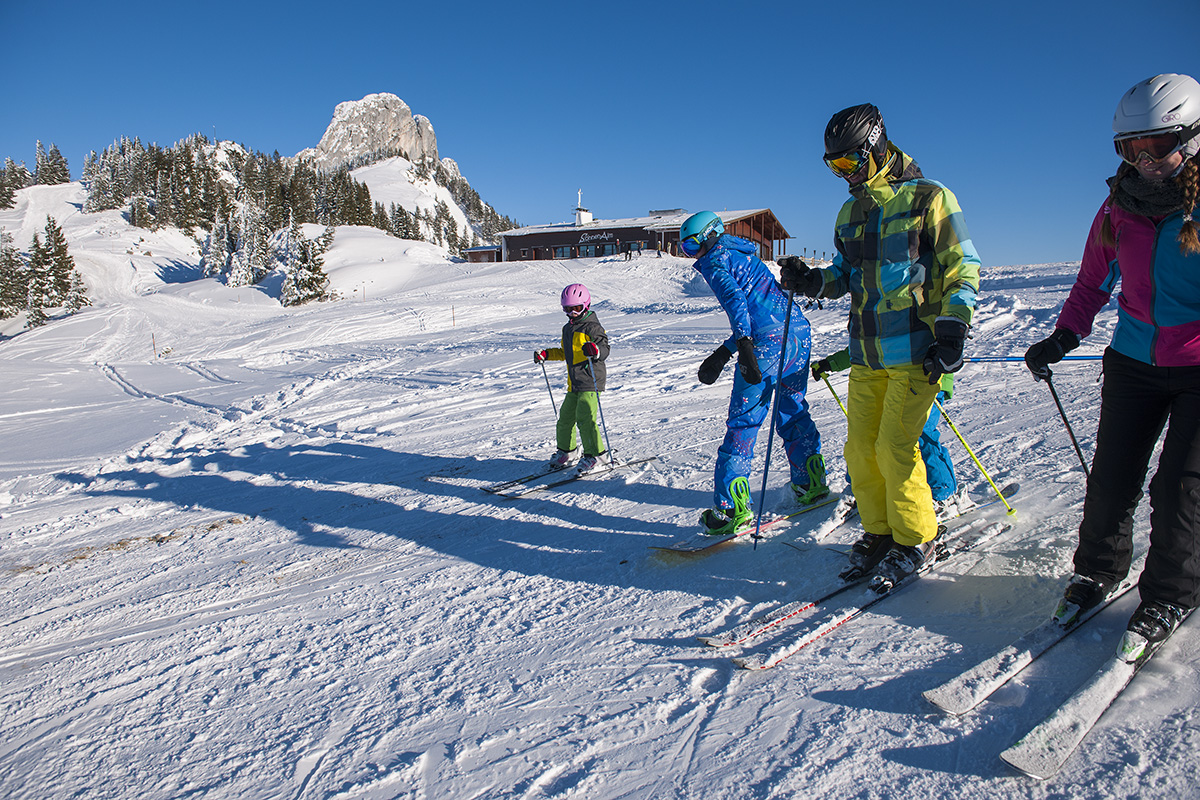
[1025, 73, 1200, 644]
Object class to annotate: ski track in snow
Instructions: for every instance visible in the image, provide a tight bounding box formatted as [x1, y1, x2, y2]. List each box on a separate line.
[1, 189, 1198, 799]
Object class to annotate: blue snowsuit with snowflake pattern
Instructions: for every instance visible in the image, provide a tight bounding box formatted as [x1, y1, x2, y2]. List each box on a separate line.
[693, 234, 823, 511]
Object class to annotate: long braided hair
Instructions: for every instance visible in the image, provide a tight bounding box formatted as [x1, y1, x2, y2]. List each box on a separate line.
[1100, 155, 1200, 254]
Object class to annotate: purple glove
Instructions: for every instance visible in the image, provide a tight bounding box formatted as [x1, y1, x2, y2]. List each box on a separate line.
[582, 342, 599, 358]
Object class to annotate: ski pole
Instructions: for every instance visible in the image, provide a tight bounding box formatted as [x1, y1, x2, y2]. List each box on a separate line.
[539, 360, 558, 419]
[933, 396, 1016, 516]
[822, 374, 848, 418]
[1036, 366, 1090, 479]
[965, 355, 1101, 363]
[585, 357, 614, 461]
[752, 290, 794, 549]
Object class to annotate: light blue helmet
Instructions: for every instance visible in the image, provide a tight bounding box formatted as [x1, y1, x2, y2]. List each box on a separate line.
[679, 211, 724, 257]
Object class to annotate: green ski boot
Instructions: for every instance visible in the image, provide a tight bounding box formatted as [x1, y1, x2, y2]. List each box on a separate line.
[700, 476, 754, 535]
[791, 454, 830, 506]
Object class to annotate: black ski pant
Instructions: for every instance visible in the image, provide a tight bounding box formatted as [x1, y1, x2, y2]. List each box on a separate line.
[1075, 348, 1200, 608]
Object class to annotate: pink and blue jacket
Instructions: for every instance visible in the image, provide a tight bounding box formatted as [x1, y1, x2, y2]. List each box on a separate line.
[1057, 202, 1200, 367]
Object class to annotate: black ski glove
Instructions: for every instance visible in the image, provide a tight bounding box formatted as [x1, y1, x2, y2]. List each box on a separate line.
[777, 255, 823, 298]
[922, 319, 969, 385]
[811, 357, 834, 382]
[1024, 329, 1080, 380]
[698, 345, 733, 385]
[736, 337, 763, 384]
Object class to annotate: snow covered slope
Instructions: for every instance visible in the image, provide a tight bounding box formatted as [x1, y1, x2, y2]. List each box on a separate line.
[1, 186, 1197, 799]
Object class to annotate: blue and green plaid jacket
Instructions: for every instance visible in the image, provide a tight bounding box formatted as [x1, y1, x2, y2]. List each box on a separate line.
[818, 145, 980, 369]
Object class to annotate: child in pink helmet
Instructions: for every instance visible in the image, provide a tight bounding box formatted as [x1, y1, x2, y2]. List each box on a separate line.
[534, 284, 611, 475]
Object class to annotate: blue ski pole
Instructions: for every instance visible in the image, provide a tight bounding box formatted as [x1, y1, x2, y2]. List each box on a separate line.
[539, 360, 558, 420]
[752, 289, 794, 549]
[585, 357, 614, 462]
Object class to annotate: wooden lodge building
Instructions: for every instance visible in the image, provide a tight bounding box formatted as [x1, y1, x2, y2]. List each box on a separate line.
[466, 207, 791, 263]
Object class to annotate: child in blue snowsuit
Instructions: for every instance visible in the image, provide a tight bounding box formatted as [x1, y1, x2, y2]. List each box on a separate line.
[679, 211, 827, 535]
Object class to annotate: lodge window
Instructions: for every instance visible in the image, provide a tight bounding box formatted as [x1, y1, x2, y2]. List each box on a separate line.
[553, 246, 573, 259]
[599, 244, 618, 256]
[579, 244, 597, 258]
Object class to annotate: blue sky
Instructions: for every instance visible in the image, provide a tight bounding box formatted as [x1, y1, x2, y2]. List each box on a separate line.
[5, 0, 1198, 266]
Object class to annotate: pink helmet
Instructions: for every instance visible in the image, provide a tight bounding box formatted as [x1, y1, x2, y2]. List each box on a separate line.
[561, 283, 591, 318]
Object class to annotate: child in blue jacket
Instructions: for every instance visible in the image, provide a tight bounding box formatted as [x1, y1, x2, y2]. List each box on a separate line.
[679, 211, 827, 535]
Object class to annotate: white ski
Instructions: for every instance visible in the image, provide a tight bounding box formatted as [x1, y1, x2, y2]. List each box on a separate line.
[999, 611, 1191, 780]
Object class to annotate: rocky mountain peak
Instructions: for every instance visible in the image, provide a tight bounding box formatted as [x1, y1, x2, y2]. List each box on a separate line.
[296, 93, 440, 169]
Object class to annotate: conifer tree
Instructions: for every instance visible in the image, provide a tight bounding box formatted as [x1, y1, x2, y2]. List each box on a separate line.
[280, 220, 332, 307]
[0, 229, 26, 318]
[42, 216, 84, 310]
[63, 270, 90, 314]
[5, 158, 30, 189]
[33, 141, 49, 185]
[228, 204, 270, 287]
[155, 169, 173, 227]
[0, 168, 13, 209]
[25, 233, 51, 327]
[202, 208, 232, 278]
[129, 194, 152, 228]
[45, 144, 70, 184]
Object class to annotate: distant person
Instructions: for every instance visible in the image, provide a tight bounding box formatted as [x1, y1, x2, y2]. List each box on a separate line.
[811, 348, 969, 519]
[780, 103, 980, 591]
[1024, 73, 1200, 643]
[534, 283, 611, 475]
[680, 211, 827, 536]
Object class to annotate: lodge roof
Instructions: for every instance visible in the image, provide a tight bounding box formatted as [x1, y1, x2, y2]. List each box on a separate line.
[499, 208, 789, 240]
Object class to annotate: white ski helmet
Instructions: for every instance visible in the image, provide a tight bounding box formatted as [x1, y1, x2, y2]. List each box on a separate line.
[1113, 73, 1200, 160]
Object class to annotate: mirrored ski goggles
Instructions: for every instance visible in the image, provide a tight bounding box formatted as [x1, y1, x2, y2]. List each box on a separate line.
[678, 233, 706, 257]
[1114, 130, 1184, 165]
[824, 146, 870, 179]
[563, 304, 585, 316]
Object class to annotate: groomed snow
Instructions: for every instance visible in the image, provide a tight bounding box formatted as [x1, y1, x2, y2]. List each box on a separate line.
[1, 184, 1197, 800]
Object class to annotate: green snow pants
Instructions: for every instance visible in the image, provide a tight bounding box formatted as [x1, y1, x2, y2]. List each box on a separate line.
[556, 391, 605, 456]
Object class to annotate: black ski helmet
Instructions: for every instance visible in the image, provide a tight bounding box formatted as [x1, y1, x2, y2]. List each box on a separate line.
[824, 103, 887, 161]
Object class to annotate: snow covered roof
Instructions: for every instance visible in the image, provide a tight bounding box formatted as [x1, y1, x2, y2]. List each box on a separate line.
[499, 209, 781, 238]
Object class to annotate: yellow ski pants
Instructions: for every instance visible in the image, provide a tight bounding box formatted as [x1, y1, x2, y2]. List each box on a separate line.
[844, 363, 941, 546]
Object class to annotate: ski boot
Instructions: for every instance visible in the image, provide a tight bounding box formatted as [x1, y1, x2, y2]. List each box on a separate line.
[700, 477, 754, 536]
[790, 454, 830, 506]
[1126, 600, 1187, 644]
[547, 447, 579, 471]
[1051, 574, 1112, 628]
[868, 529, 944, 594]
[838, 532, 893, 582]
[576, 451, 610, 476]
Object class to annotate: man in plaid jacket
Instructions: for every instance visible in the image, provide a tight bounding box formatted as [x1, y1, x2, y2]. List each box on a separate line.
[782, 103, 980, 590]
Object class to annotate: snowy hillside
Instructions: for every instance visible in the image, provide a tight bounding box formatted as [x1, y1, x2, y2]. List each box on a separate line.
[1, 185, 1197, 800]
[352, 156, 476, 244]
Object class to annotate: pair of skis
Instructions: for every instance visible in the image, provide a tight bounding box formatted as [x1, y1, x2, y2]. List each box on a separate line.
[998, 612, 1190, 779]
[481, 455, 658, 499]
[697, 513, 1014, 670]
[923, 554, 1190, 780]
